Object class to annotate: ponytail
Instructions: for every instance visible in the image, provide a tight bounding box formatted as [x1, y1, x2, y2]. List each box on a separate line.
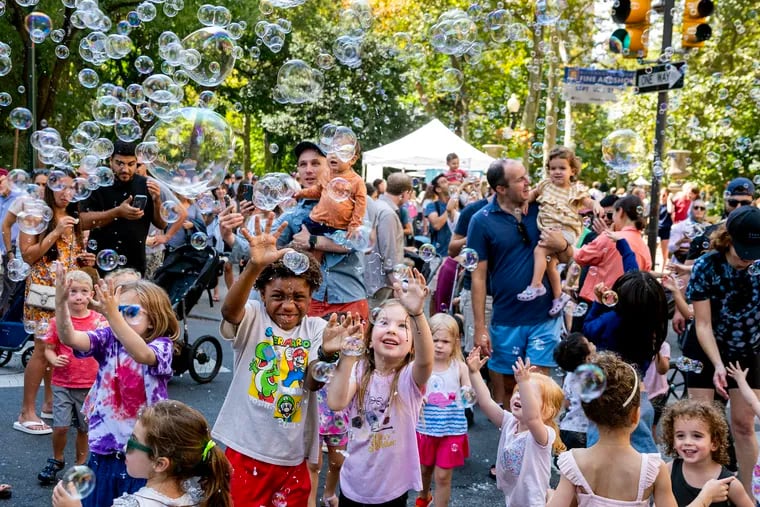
[199, 444, 233, 507]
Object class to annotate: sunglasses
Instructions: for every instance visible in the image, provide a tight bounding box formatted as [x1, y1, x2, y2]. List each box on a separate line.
[126, 436, 152, 456]
[516, 222, 530, 244]
[726, 199, 752, 208]
[605, 212, 614, 220]
[692, 206, 706, 211]
[118, 304, 145, 320]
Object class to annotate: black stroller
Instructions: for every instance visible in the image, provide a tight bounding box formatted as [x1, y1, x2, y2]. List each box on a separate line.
[0, 281, 34, 368]
[154, 224, 224, 384]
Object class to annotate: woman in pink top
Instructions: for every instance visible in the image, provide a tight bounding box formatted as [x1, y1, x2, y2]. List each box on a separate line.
[574, 195, 652, 304]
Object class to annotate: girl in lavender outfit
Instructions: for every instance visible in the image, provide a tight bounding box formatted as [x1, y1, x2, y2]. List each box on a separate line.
[53, 263, 179, 507]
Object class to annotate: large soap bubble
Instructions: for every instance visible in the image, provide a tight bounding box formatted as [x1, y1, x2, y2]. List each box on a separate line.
[143, 107, 234, 198]
[273, 59, 324, 104]
[181, 27, 236, 87]
[429, 9, 477, 56]
[601, 129, 646, 175]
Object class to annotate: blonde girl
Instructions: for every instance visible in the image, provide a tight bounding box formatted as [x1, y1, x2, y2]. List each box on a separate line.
[548, 352, 677, 507]
[660, 399, 752, 507]
[467, 349, 564, 506]
[53, 400, 232, 507]
[327, 268, 434, 507]
[415, 313, 470, 507]
[519, 146, 602, 317]
[54, 263, 180, 507]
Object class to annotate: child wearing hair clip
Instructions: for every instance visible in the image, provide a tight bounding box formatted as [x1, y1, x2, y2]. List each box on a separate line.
[213, 214, 358, 507]
[52, 400, 233, 507]
[548, 352, 677, 507]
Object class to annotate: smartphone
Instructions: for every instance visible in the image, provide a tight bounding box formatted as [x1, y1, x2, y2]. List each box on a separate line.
[133, 194, 148, 210]
[242, 184, 253, 202]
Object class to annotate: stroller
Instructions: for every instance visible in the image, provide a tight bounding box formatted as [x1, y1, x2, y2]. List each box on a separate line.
[0, 281, 34, 368]
[153, 220, 224, 384]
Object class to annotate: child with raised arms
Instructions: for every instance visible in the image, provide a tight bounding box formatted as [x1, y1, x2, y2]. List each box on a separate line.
[661, 398, 752, 507]
[212, 214, 356, 507]
[548, 352, 677, 507]
[467, 349, 565, 506]
[415, 313, 471, 507]
[54, 263, 180, 507]
[52, 399, 233, 507]
[328, 268, 434, 507]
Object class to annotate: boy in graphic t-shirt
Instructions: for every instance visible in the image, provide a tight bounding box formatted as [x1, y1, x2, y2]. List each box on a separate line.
[37, 270, 107, 485]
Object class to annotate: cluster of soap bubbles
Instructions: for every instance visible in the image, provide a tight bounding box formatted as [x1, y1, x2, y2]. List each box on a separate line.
[675, 356, 703, 374]
[252, 172, 299, 211]
[573, 363, 606, 402]
[141, 107, 234, 198]
[95, 249, 127, 271]
[327, 223, 372, 253]
[318, 124, 358, 162]
[329, 0, 372, 68]
[273, 59, 324, 104]
[601, 129, 646, 175]
[483, 9, 528, 45]
[255, 19, 290, 53]
[429, 9, 478, 57]
[25, 12, 53, 43]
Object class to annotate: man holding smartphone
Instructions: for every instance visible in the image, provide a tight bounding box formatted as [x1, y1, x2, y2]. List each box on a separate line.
[80, 140, 167, 275]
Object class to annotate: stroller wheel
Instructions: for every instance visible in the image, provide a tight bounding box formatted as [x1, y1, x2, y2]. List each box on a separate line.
[21, 346, 33, 368]
[0, 350, 11, 367]
[188, 335, 222, 384]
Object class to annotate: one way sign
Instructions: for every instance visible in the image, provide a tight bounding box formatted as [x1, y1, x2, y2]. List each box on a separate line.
[634, 62, 686, 94]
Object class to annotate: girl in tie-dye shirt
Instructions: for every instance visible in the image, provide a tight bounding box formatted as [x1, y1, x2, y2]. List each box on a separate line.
[54, 263, 179, 507]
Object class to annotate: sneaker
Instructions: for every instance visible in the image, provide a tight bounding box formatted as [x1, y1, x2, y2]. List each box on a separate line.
[549, 293, 572, 317]
[517, 285, 546, 301]
[415, 495, 433, 507]
[38, 458, 65, 485]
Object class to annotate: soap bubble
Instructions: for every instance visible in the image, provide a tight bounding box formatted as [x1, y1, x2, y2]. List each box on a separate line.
[253, 174, 296, 211]
[7, 258, 31, 282]
[574, 363, 607, 402]
[601, 290, 619, 307]
[181, 27, 236, 87]
[71, 177, 92, 201]
[87, 239, 97, 250]
[25, 12, 52, 43]
[341, 334, 365, 357]
[311, 361, 337, 382]
[78, 68, 99, 88]
[675, 356, 703, 374]
[95, 166, 114, 187]
[601, 129, 646, 175]
[47, 170, 68, 191]
[326, 178, 352, 202]
[117, 255, 127, 266]
[60, 465, 96, 500]
[7, 169, 29, 192]
[134, 55, 154, 74]
[16, 201, 50, 235]
[144, 107, 234, 198]
[96, 249, 119, 271]
[269, 143, 279, 154]
[273, 59, 324, 105]
[457, 248, 479, 272]
[436, 68, 464, 92]
[159, 201, 181, 223]
[536, 0, 566, 26]
[572, 301, 588, 317]
[456, 385, 477, 408]
[419, 243, 436, 262]
[282, 251, 310, 275]
[190, 232, 208, 250]
[429, 9, 477, 56]
[9, 108, 33, 130]
[369, 306, 383, 324]
[330, 126, 358, 162]
[333, 35, 362, 68]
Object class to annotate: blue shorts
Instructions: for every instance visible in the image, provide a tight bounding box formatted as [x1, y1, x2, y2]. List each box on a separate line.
[488, 318, 563, 374]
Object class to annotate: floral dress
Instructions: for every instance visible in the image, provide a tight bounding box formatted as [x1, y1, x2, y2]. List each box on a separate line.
[23, 232, 84, 327]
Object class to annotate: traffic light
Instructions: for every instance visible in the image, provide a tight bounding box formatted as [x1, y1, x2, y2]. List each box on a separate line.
[682, 0, 714, 48]
[609, 0, 652, 58]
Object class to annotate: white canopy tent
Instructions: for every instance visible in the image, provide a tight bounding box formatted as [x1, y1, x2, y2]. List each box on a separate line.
[362, 118, 495, 182]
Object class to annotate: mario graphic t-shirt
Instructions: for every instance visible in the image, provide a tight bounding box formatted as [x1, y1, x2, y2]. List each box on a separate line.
[213, 300, 326, 467]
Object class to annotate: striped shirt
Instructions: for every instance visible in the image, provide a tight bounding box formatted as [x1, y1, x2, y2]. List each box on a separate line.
[416, 361, 468, 437]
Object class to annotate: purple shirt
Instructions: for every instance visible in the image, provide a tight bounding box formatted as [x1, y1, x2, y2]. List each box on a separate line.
[75, 327, 173, 454]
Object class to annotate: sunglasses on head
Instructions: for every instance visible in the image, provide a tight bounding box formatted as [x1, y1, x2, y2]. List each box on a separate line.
[516, 222, 530, 244]
[726, 199, 752, 208]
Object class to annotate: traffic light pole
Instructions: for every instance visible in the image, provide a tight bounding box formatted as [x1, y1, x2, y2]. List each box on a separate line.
[646, 0, 675, 264]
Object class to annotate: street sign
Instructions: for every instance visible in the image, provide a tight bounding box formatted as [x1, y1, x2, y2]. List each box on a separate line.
[563, 67, 635, 104]
[634, 62, 685, 94]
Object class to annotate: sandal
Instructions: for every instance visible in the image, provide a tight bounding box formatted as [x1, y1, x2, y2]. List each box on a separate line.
[517, 285, 546, 302]
[549, 293, 572, 317]
[488, 464, 497, 480]
[0, 484, 10, 500]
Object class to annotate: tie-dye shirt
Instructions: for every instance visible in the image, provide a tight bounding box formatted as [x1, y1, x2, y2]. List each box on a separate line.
[75, 327, 173, 455]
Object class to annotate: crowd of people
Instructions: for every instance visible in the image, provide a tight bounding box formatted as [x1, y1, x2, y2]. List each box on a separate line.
[0, 138, 759, 507]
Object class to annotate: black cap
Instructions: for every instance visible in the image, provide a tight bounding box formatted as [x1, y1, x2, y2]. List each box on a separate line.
[726, 177, 755, 197]
[294, 141, 326, 159]
[727, 206, 760, 261]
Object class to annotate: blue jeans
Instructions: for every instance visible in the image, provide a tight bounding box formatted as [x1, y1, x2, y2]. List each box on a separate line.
[586, 396, 657, 453]
[82, 452, 146, 507]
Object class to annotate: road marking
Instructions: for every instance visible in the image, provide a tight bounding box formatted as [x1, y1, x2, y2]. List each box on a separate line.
[0, 366, 231, 388]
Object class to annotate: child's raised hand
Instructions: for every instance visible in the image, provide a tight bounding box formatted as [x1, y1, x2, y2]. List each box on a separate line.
[322, 312, 362, 356]
[54, 261, 70, 307]
[699, 476, 733, 505]
[51, 480, 83, 507]
[90, 278, 121, 320]
[466, 347, 488, 373]
[240, 213, 290, 268]
[593, 282, 607, 302]
[393, 267, 429, 317]
[726, 361, 749, 384]
[660, 274, 680, 293]
[512, 357, 533, 383]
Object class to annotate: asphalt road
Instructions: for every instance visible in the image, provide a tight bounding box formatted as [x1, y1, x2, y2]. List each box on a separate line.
[0, 292, 509, 506]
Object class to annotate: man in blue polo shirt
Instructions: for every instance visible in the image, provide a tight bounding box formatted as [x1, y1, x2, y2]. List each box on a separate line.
[468, 158, 571, 402]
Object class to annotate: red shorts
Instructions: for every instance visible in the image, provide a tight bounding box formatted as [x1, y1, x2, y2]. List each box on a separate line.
[225, 448, 311, 507]
[308, 299, 369, 321]
[416, 433, 469, 469]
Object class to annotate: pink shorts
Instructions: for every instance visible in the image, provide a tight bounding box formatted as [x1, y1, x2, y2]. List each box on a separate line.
[416, 433, 469, 469]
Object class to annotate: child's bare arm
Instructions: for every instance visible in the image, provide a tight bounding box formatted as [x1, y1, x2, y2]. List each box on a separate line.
[652, 462, 678, 507]
[458, 360, 472, 388]
[44, 346, 67, 367]
[296, 182, 323, 200]
[546, 476, 579, 507]
[327, 357, 358, 411]
[513, 358, 549, 447]
[655, 352, 670, 375]
[727, 476, 755, 507]
[466, 347, 504, 426]
[54, 264, 91, 352]
[348, 180, 367, 231]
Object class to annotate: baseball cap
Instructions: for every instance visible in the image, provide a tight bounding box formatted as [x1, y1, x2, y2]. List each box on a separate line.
[294, 141, 326, 159]
[0, 168, 7, 177]
[234, 170, 243, 178]
[727, 206, 760, 260]
[725, 177, 755, 197]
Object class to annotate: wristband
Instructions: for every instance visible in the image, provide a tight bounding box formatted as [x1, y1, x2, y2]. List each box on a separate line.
[308, 235, 317, 251]
[317, 345, 340, 363]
